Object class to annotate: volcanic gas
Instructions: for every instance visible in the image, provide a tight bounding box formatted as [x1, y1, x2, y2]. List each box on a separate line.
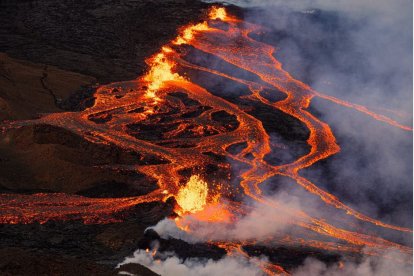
[0, 6, 412, 275]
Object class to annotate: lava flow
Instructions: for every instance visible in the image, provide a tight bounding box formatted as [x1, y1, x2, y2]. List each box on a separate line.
[0, 6, 412, 275]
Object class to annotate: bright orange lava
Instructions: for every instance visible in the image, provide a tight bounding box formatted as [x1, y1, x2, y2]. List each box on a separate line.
[0, 6, 412, 275]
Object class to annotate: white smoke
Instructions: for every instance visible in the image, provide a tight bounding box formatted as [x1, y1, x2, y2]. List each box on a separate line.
[293, 250, 412, 276]
[117, 250, 265, 276]
[116, 246, 413, 276]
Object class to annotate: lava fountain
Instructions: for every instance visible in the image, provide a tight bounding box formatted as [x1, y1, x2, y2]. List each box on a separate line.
[175, 175, 208, 215]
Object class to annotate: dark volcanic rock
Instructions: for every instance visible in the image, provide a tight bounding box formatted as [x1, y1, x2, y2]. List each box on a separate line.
[138, 229, 227, 261]
[59, 85, 98, 112]
[76, 179, 156, 198]
[243, 244, 341, 271]
[0, 201, 173, 267]
[0, 0, 210, 83]
[0, 247, 114, 276]
[32, 124, 169, 166]
[0, 53, 97, 120]
[0, 124, 166, 193]
[116, 263, 160, 276]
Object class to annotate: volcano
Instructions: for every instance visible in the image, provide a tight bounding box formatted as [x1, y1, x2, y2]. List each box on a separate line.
[0, 1, 412, 276]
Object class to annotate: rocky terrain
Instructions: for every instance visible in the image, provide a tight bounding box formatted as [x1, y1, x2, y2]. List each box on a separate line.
[0, 0, 210, 83]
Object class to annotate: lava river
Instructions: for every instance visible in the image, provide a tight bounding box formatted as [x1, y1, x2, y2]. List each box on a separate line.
[0, 7, 412, 275]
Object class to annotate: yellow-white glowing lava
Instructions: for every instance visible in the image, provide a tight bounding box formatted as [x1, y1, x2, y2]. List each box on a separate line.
[176, 175, 208, 214]
[209, 6, 227, 20]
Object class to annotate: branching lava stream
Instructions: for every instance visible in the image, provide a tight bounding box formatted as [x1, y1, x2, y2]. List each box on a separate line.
[0, 7, 412, 275]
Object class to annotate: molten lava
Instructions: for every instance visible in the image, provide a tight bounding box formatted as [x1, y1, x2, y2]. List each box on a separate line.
[191, 203, 233, 223]
[0, 5, 412, 275]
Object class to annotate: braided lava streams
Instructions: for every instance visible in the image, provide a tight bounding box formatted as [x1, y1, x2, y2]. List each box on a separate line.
[0, 7, 412, 274]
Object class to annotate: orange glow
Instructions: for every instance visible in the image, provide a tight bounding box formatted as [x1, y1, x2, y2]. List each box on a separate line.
[174, 22, 209, 45]
[192, 203, 233, 223]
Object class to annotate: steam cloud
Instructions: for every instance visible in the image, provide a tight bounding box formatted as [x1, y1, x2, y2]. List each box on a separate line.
[293, 251, 412, 276]
[117, 250, 265, 276]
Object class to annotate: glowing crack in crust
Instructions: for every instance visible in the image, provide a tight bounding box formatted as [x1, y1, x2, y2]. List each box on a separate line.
[0, 7, 412, 275]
